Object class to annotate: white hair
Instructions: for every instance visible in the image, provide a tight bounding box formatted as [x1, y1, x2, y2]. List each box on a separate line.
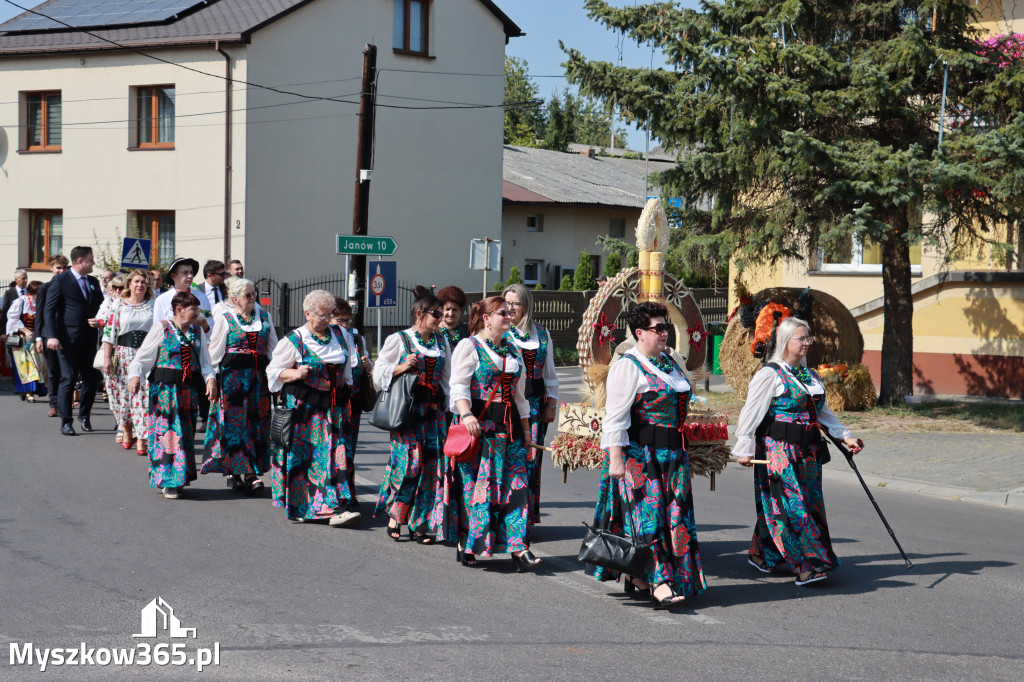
[226, 277, 253, 300]
[14, 269, 26, 277]
[302, 289, 334, 314]
[768, 316, 811, 367]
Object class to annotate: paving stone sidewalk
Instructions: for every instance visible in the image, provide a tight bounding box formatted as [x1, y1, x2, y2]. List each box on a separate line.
[554, 367, 1024, 510]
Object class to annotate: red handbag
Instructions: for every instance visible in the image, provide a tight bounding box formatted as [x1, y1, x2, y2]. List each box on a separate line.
[444, 356, 503, 463]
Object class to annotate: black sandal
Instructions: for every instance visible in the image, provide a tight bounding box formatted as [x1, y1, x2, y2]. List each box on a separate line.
[651, 584, 684, 610]
[456, 545, 477, 566]
[415, 534, 436, 545]
[386, 521, 402, 542]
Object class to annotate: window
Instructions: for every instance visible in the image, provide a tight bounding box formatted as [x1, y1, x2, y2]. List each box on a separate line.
[609, 218, 625, 238]
[393, 0, 430, 56]
[24, 92, 62, 151]
[133, 211, 175, 264]
[818, 235, 921, 273]
[523, 260, 543, 285]
[526, 214, 544, 232]
[134, 86, 175, 148]
[28, 210, 63, 269]
[589, 255, 601, 283]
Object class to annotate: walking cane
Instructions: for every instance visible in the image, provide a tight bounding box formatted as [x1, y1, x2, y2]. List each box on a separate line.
[824, 435, 914, 570]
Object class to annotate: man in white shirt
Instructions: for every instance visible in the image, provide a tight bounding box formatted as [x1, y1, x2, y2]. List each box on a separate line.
[201, 260, 227, 307]
[153, 258, 211, 331]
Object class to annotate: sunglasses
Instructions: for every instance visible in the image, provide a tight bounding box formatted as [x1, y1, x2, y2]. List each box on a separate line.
[213, 271, 227, 277]
[424, 309, 442, 319]
[643, 323, 672, 334]
[238, 292, 256, 300]
[489, 310, 512, 318]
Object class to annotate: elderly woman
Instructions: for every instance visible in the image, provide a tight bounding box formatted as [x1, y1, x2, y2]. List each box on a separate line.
[592, 301, 704, 608]
[373, 289, 452, 543]
[128, 291, 218, 500]
[436, 285, 469, 349]
[446, 296, 539, 571]
[102, 270, 155, 454]
[503, 283, 558, 527]
[734, 317, 859, 586]
[201, 277, 279, 494]
[266, 290, 360, 527]
[6, 280, 47, 402]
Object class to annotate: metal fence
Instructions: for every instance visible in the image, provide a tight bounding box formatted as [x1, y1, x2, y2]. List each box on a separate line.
[253, 274, 727, 353]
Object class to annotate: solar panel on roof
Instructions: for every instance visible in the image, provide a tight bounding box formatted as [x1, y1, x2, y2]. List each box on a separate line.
[1, 0, 210, 33]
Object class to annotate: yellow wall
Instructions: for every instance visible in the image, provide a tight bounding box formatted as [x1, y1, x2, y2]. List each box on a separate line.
[975, 0, 1024, 37]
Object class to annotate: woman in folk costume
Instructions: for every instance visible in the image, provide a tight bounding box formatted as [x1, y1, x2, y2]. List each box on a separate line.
[201, 277, 278, 494]
[266, 290, 360, 527]
[6, 280, 47, 402]
[592, 301, 705, 608]
[372, 289, 452, 544]
[102, 270, 155, 454]
[734, 316, 860, 586]
[331, 297, 373, 505]
[128, 291, 218, 500]
[502, 283, 558, 527]
[446, 296, 541, 571]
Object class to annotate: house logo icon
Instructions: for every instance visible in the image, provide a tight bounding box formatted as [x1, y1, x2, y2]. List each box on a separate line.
[133, 597, 197, 639]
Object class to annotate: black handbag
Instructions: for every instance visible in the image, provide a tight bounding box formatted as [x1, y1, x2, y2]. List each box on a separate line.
[357, 370, 378, 413]
[269, 395, 295, 451]
[368, 371, 417, 431]
[578, 481, 652, 575]
[4, 335, 25, 348]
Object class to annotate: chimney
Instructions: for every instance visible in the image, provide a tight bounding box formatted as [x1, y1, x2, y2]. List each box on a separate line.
[579, 147, 596, 159]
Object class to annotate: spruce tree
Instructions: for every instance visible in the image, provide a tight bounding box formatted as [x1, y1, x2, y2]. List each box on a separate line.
[574, 250, 595, 290]
[565, 0, 1010, 404]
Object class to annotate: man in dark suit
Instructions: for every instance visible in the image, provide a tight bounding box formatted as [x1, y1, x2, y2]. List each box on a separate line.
[34, 255, 69, 418]
[44, 246, 105, 436]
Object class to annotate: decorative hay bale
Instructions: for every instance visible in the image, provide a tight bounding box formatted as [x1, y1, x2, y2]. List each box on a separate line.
[719, 287, 865, 399]
[818, 363, 877, 412]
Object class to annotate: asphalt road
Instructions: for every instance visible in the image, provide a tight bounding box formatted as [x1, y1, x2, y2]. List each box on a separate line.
[1, 394, 1022, 680]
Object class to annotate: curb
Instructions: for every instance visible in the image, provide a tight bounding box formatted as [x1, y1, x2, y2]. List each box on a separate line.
[823, 468, 1024, 511]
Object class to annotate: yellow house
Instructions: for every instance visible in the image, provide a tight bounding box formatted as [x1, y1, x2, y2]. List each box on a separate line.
[727, 7, 1024, 398]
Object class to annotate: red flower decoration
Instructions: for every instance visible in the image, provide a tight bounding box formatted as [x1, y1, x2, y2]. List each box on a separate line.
[686, 321, 707, 353]
[590, 419, 600, 432]
[592, 312, 617, 348]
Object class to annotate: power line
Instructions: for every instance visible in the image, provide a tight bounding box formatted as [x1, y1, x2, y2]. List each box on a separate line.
[0, 1, 549, 112]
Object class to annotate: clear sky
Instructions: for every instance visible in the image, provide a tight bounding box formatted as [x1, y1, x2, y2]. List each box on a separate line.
[0, 0, 701, 148]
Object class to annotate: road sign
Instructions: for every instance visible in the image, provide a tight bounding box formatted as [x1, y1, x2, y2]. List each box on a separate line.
[469, 239, 501, 270]
[337, 235, 398, 256]
[121, 238, 152, 269]
[366, 260, 397, 308]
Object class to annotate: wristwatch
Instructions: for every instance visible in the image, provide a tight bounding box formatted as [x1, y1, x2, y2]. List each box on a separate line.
[461, 413, 474, 420]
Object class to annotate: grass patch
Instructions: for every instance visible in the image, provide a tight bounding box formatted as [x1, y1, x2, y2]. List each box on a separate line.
[840, 401, 1024, 433]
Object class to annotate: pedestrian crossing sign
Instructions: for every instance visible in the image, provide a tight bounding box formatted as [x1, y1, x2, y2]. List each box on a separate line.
[121, 238, 152, 269]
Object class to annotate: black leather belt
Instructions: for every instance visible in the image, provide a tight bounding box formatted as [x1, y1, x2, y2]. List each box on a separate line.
[118, 330, 148, 348]
[221, 353, 269, 371]
[524, 377, 545, 398]
[628, 421, 684, 449]
[149, 366, 204, 388]
[470, 398, 523, 439]
[765, 419, 824, 447]
[283, 381, 350, 411]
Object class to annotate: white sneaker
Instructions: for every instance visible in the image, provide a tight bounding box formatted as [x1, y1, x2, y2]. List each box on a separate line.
[162, 487, 180, 500]
[328, 510, 361, 527]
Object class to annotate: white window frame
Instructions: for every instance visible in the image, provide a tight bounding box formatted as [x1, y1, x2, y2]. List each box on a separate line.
[526, 214, 543, 232]
[817, 236, 921, 275]
[523, 260, 543, 285]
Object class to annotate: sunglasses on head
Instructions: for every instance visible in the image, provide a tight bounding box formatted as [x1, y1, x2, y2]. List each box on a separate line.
[643, 323, 672, 334]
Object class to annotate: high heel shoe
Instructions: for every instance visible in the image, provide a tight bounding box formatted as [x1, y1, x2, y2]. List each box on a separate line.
[456, 545, 477, 567]
[386, 521, 402, 542]
[651, 584, 683, 610]
[511, 550, 541, 573]
[623, 576, 649, 597]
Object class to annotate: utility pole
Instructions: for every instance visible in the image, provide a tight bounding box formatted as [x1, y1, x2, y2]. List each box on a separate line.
[351, 44, 377, 332]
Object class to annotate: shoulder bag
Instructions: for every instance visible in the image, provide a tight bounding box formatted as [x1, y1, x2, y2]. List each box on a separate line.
[270, 394, 295, 451]
[578, 480, 653, 575]
[443, 355, 503, 463]
[368, 371, 417, 431]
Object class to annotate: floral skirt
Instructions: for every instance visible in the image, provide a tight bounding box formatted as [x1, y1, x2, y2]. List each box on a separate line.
[201, 367, 270, 477]
[749, 436, 839, 574]
[108, 346, 149, 438]
[589, 440, 706, 597]
[374, 402, 450, 537]
[270, 397, 353, 520]
[445, 417, 530, 556]
[147, 382, 198, 489]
